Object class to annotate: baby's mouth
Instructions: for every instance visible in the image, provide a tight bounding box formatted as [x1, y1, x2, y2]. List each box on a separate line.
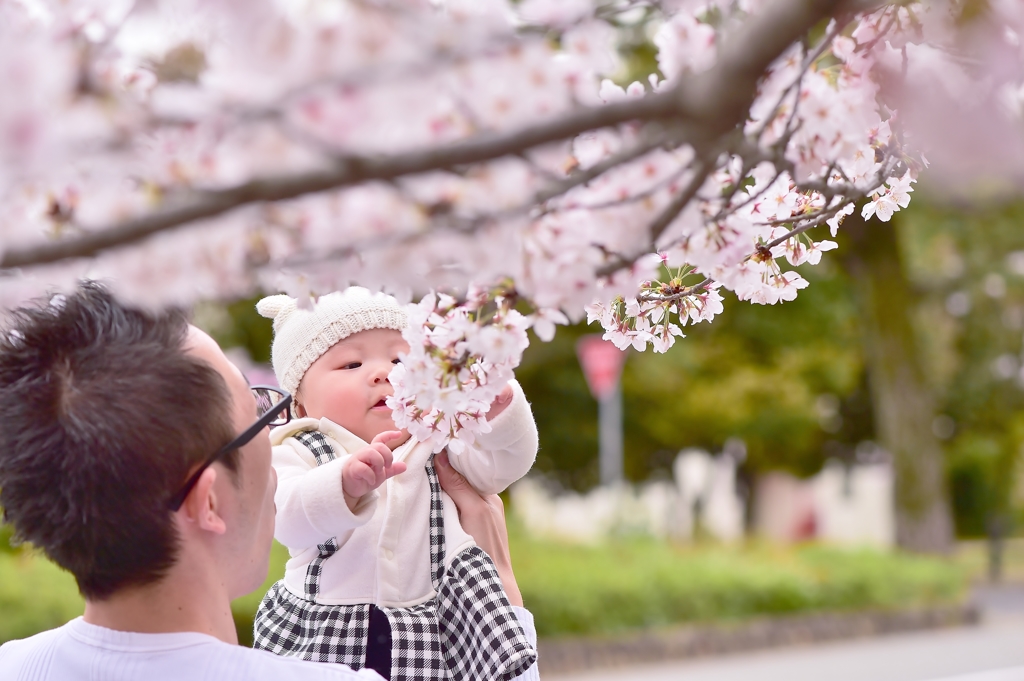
[373, 398, 388, 409]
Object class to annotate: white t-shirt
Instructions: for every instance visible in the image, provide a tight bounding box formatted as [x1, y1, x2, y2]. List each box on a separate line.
[0, 608, 540, 681]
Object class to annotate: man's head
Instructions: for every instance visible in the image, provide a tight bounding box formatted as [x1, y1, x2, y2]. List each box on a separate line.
[256, 287, 411, 444]
[177, 324, 278, 599]
[0, 283, 274, 600]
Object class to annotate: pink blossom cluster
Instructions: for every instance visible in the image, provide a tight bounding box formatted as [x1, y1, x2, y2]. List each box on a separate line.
[585, 275, 725, 353]
[386, 286, 532, 452]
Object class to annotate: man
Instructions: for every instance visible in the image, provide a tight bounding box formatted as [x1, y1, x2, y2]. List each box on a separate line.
[0, 283, 535, 680]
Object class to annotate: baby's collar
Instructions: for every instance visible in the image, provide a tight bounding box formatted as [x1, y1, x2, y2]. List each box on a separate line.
[315, 417, 370, 454]
[270, 416, 415, 457]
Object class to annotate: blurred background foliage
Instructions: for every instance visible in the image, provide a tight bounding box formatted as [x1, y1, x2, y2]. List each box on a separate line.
[898, 200, 1024, 537]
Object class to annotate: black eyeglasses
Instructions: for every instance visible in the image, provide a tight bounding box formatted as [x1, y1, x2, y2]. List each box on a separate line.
[168, 385, 292, 511]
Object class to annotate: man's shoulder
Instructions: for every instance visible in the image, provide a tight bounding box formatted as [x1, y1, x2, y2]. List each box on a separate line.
[0, 624, 69, 672]
[223, 645, 381, 680]
[0, 621, 379, 681]
[0, 625, 65, 653]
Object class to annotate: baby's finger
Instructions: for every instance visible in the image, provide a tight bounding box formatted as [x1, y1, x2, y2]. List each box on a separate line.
[364, 453, 386, 484]
[372, 443, 395, 468]
[372, 430, 404, 446]
[359, 447, 384, 468]
[385, 461, 408, 479]
[348, 463, 374, 496]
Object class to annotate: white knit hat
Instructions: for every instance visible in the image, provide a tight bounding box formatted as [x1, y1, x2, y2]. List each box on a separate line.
[256, 287, 408, 397]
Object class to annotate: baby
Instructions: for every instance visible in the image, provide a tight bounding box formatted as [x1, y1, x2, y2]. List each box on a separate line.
[252, 287, 538, 681]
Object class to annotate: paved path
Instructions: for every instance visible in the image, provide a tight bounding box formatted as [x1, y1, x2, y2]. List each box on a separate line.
[549, 585, 1024, 681]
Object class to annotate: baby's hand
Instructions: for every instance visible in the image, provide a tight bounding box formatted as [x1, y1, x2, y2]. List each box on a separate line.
[486, 383, 514, 421]
[342, 431, 407, 509]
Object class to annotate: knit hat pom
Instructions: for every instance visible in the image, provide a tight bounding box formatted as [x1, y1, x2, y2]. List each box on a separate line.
[256, 294, 297, 331]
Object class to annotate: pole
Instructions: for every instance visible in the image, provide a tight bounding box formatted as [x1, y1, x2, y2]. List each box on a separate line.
[576, 334, 626, 488]
[988, 513, 1006, 583]
[598, 379, 623, 486]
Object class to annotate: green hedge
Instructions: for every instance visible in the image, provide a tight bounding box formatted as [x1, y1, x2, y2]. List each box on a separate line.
[0, 551, 85, 644]
[0, 531, 968, 646]
[510, 535, 967, 637]
[231, 541, 290, 647]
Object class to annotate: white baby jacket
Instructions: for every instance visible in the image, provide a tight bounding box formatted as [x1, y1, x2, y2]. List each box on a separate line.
[271, 379, 538, 608]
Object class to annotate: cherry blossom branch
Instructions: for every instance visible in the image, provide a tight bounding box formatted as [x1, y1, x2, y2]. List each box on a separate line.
[595, 156, 714, 277]
[0, 99, 676, 268]
[0, 0, 881, 271]
[278, 130, 694, 271]
[648, 160, 714, 245]
[764, 200, 855, 247]
[534, 123, 691, 206]
[638, 277, 711, 303]
[564, 165, 691, 213]
[746, 18, 848, 143]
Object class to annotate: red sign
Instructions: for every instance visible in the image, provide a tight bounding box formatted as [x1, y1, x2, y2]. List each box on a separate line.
[576, 335, 626, 401]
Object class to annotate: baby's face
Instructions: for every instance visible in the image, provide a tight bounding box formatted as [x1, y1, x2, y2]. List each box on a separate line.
[296, 328, 411, 446]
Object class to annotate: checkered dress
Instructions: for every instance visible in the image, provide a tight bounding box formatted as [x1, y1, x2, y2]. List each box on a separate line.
[253, 430, 537, 681]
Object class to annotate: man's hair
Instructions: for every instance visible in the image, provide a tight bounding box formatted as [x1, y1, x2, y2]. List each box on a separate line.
[0, 282, 237, 599]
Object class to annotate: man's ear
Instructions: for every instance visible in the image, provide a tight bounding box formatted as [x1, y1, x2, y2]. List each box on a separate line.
[180, 467, 228, 535]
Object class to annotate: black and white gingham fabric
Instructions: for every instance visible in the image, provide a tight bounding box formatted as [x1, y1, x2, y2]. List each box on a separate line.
[382, 600, 446, 679]
[254, 430, 538, 681]
[435, 545, 536, 680]
[305, 537, 339, 600]
[425, 454, 446, 589]
[254, 582, 370, 667]
[294, 430, 343, 600]
[296, 430, 337, 465]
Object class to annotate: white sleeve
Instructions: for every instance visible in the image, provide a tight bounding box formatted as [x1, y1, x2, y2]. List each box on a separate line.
[511, 607, 541, 681]
[446, 379, 538, 495]
[272, 439, 377, 550]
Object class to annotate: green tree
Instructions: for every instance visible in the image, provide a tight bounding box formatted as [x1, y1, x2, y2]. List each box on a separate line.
[899, 200, 1024, 539]
[838, 209, 955, 553]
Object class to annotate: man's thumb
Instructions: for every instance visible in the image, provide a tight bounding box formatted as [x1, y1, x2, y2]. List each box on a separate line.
[435, 452, 471, 496]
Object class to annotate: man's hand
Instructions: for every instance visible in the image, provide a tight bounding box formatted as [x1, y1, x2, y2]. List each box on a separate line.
[434, 451, 523, 607]
[486, 383, 514, 421]
[341, 431, 407, 510]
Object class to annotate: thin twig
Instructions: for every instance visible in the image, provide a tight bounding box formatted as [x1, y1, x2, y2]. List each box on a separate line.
[534, 124, 690, 206]
[560, 164, 691, 213]
[649, 160, 715, 245]
[592, 157, 712, 278]
[638, 278, 711, 304]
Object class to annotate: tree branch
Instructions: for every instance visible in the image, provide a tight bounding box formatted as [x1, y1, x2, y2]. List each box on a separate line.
[1, 0, 878, 271]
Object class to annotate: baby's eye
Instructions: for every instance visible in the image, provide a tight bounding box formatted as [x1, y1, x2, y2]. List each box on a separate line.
[392, 358, 402, 365]
[341, 362, 361, 370]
